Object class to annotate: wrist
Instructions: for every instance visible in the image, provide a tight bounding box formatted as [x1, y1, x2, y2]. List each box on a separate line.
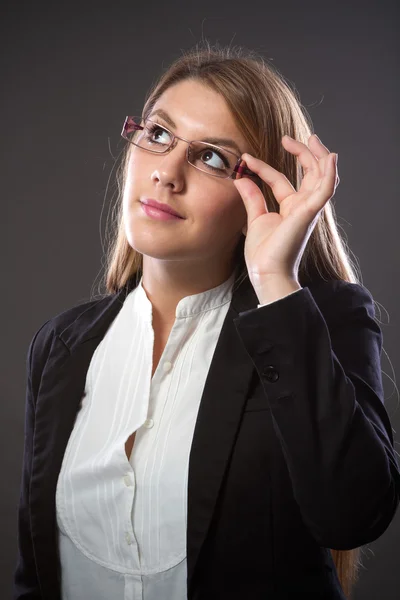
[255, 276, 302, 305]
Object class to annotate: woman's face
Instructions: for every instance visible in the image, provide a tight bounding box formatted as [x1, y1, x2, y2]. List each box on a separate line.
[122, 79, 254, 268]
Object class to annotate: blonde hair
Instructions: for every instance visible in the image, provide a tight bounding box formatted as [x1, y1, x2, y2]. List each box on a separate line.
[99, 40, 377, 597]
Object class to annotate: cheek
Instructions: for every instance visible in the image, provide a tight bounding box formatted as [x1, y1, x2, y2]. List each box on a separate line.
[122, 157, 141, 210]
[191, 191, 247, 247]
[198, 182, 246, 221]
[122, 177, 133, 217]
[211, 190, 247, 228]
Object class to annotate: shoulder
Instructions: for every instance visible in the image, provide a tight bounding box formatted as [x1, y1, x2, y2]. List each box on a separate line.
[26, 294, 117, 373]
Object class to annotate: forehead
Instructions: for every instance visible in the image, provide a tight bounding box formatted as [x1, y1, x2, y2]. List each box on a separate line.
[151, 80, 247, 146]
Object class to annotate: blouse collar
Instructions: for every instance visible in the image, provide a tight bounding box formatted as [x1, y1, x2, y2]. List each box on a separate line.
[131, 269, 237, 321]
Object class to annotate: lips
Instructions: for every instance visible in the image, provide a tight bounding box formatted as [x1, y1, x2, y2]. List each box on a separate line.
[140, 198, 183, 218]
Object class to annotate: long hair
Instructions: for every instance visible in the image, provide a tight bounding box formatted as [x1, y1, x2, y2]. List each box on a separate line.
[100, 41, 373, 597]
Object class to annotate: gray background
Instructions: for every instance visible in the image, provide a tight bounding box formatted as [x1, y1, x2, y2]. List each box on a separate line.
[1, 0, 399, 597]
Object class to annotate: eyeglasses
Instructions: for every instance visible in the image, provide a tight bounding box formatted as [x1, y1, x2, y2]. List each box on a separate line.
[121, 115, 261, 181]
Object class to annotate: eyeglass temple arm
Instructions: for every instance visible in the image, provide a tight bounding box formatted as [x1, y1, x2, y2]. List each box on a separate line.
[233, 163, 260, 179]
[122, 117, 139, 136]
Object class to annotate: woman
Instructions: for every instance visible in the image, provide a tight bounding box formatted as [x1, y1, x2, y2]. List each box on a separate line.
[14, 41, 400, 600]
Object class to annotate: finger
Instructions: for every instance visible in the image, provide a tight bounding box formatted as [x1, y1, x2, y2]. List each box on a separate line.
[308, 134, 330, 159]
[283, 135, 337, 195]
[325, 153, 338, 194]
[240, 154, 296, 204]
[310, 153, 338, 209]
[233, 177, 269, 226]
[307, 135, 333, 181]
[330, 153, 340, 189]
[282, 136, 321, 179]
[308, 136, 340, 190]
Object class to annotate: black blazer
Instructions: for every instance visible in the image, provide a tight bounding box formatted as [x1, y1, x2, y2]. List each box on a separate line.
[14, 274, 400, 600]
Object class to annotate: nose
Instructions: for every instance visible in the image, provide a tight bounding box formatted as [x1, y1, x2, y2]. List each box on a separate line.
[150, 139, 188, 189]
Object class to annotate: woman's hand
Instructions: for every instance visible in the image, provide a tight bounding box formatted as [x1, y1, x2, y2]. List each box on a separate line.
[234, 134, 339, 300]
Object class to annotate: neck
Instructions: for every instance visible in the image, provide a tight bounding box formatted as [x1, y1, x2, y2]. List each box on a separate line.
[141, 254, 236, 328]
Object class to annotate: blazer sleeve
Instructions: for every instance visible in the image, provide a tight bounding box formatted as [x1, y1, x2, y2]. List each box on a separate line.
[13, 320, 54, 600]
[234, 280, 400, 551]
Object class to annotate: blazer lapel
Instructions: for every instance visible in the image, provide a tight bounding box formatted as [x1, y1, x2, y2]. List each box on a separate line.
[186, 274, 260, 595]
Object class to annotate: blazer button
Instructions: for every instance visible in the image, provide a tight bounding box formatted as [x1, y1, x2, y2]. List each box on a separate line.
[263, 365, 279, 382]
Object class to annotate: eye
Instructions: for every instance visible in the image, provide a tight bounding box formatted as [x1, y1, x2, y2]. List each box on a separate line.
[200, 147, 229, 171]
[189, 142, 234, 174]
[144, 123, 172, 146]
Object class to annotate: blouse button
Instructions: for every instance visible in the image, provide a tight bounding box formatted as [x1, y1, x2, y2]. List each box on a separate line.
[163, 361, 172, 373]
[123, 474, 133, 487]
[125, 532, 133, 545]
[143, 418, 154, 428]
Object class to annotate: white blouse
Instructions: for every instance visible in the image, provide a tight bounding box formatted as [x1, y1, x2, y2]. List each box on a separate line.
[55, 271, 301, 600]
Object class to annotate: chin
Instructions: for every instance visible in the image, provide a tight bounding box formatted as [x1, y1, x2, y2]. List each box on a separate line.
[123, 229, 185, 261]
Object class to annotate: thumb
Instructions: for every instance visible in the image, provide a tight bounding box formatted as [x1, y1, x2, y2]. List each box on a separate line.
[233, 178, 268, 229]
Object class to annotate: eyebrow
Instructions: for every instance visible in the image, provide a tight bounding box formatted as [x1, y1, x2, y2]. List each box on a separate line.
[148, 108, 244, 156]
